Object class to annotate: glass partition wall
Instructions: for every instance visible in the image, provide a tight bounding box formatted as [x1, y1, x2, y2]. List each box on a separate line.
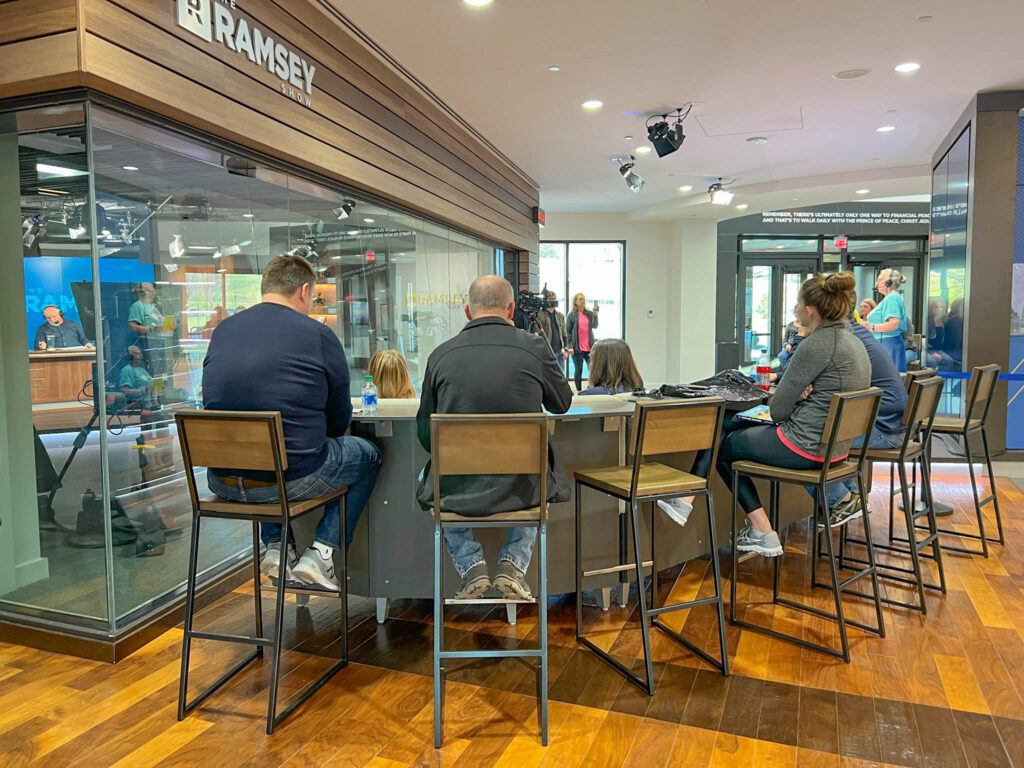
[1, 98, 498, 637]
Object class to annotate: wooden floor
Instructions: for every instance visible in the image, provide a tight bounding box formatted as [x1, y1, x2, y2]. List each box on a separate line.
[3, 467, 1024, 767]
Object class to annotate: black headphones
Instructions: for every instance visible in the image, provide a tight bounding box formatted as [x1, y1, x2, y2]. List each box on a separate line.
[42, 305, 64, 320]
[883, 269, 905, 289]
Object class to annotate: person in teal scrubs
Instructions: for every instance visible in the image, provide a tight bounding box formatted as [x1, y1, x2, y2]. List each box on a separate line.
[119, 345, 154, 408]
[859, 268, 908, 373]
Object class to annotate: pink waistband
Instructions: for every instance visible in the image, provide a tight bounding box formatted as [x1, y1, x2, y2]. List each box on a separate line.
[776, 426, 848, 463]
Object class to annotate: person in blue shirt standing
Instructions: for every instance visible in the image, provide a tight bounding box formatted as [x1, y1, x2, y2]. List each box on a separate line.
[203, 252, 381, 591]
[860, 268, 908, 373]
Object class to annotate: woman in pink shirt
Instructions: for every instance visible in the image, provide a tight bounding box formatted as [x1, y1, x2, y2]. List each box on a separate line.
[566, 292, 600, 391]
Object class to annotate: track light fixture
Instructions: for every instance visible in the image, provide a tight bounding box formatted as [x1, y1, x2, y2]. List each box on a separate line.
[333, 200, 356, 220]
[613, 155, 645, 193]
[645, 105, 691, 158]
[708, 178, 734, 205]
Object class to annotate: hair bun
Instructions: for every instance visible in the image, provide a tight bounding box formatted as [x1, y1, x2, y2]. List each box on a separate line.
[822, 272, 855, 295]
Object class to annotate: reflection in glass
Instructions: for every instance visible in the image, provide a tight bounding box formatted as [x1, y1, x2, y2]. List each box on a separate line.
[2, 99, 499, 632]
[928, 126, 970, 414]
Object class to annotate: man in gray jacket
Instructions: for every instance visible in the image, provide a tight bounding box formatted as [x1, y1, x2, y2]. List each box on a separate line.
[416, 276, 573, 599]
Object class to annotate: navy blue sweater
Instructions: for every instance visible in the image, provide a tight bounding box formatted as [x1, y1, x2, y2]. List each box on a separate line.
[849, 322, 907, 434]
[202, 303, 352, 480]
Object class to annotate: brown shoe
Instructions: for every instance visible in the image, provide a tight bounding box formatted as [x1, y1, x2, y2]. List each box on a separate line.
[493, 561, 532, 600]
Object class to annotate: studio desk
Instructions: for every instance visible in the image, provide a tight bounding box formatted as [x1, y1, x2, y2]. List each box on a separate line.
[328, 395, 815, 621]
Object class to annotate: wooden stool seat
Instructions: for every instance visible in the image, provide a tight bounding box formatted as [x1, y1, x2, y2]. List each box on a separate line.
[930, 416, 981, 433]
[175, 409, 350, 735]
[439, 508, 541, 524]
[198, 488, 348, 519]
[574, 462, 705, 498]
[730, 388, 886, 663]
[730, 459, 857, 485]
[575, 397, 730, 695]
[864, 442, 924, 463]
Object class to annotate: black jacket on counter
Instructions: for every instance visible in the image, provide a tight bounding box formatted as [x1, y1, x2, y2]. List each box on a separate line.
[416, 315, 573, 515]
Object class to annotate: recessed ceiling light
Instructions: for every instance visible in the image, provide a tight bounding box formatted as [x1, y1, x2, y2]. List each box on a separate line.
[363, 218, 375, 223]
[775, 245, 785, 250]
[895, 62, 920, 73]
[122, 165, 139, 171]
[872, 240, 881, 243]
[917, 15, 933, 22]
[876, 125, 896, 132]
[242, 212, 254, 218]
[856, 189, 870, 194]
[581, 100, 603, 110]
[623, 135, 633, 141]
[735, 204, 749, 210]
[463, 0, 492, 6]
[746, 136, 768, 145]
[833, 67, 872, 80]
[635, 146, 651, 154]
[678, 185, 692, 193]
[547, 65, 560, 72]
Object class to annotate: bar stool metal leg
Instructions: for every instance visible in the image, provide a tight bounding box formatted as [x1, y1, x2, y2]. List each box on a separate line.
[981, 428, 1005, 544]
[965, 438, 990, 559]
[177, 513, 203, 720]
[538, 516, 549, 746]
[628, 500, 656, 695]
[575, 481, 583, 644]
[252, 521, 264, 658]
[706, 494, 730, 676]
[433, 520, 444, 749]
[265, 521, 291, 734]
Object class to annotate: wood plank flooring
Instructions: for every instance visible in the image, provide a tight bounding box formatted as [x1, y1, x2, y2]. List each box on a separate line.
[2, 467, 1024, 766]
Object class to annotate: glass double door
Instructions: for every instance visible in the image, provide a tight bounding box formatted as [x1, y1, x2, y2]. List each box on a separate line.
[739, 258, 819, 367]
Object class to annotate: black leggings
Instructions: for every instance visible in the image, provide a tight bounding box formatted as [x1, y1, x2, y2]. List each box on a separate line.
[693, 417, 822, 515]
[572, 351, 590, 390]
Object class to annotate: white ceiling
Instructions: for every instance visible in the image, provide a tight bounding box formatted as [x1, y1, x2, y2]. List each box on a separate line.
[335, 0, 1024, 219]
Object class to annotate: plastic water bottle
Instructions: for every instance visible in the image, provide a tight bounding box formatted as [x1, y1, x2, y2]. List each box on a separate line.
[756, 350, 771, 392]
[361, 375, 378, 414]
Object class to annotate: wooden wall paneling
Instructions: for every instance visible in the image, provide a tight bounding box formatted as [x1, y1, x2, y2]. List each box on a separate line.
[99, 0, 534, 229]
[79, 34, 535, 250]
[276, 0, 540, 204]
[0, 32, 81, 100]
[0, 0, 77, 46]
[234, 0, 536, 216]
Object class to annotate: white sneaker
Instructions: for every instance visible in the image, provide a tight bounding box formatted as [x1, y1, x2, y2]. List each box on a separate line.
[260, 543, 298, 582]
[657, 498, 693, 527]
[293, 545, 339, 591]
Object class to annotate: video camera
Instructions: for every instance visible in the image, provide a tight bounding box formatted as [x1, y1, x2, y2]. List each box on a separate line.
[516, 288, 558, 313]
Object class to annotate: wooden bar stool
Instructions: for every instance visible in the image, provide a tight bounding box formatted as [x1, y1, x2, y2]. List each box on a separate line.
[730, 388, 885, 662]
[838, 376, 947, 613]
[898, 368, 955, 519]
[175, 410, 349, 735]
[926, 364, 1003, 557]
[574, 397, 730, 694]
[429, 413, 550, 748]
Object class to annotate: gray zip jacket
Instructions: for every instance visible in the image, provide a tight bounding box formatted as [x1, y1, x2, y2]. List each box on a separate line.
[769, 320, 871, 458]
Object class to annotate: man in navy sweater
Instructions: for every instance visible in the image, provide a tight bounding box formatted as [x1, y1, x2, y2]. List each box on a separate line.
[203, 252, 380, 590]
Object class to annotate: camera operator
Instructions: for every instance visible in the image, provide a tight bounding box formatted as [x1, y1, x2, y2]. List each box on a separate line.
[537, 289, 569, 362]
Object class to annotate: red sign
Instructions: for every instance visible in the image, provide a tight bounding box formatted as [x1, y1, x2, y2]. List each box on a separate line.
[533, 206, 545, 226]
[365, 252, 375, 261]
[833, 237, 848, 249]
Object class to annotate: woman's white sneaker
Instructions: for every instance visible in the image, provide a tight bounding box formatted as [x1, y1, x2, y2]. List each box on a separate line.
[734, 525, 784, 557]
[657, 498, 693, 527]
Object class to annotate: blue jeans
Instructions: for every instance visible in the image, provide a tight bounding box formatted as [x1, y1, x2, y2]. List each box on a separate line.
[805, 427, 905, 508]
[442, 526, 536, 579]
[208, 435, 381, 549]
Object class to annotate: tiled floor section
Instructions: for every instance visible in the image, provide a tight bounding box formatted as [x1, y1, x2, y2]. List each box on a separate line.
[1, 466, 1023, 766]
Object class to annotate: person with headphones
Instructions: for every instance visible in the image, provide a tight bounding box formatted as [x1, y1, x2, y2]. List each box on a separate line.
[33, 305, 93, 351]
[859, 268, 908, 373]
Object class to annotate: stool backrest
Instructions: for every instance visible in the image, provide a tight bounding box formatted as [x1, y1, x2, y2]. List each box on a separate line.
[965, 364, 1000, 424]
[430, 413, 549, 517]
[628, 397, 726, 495]
[904, 367, 936, 392]
[819, 388, 883, 465]
[175, 409, 288, 515]
[898, 376, 945, 460]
